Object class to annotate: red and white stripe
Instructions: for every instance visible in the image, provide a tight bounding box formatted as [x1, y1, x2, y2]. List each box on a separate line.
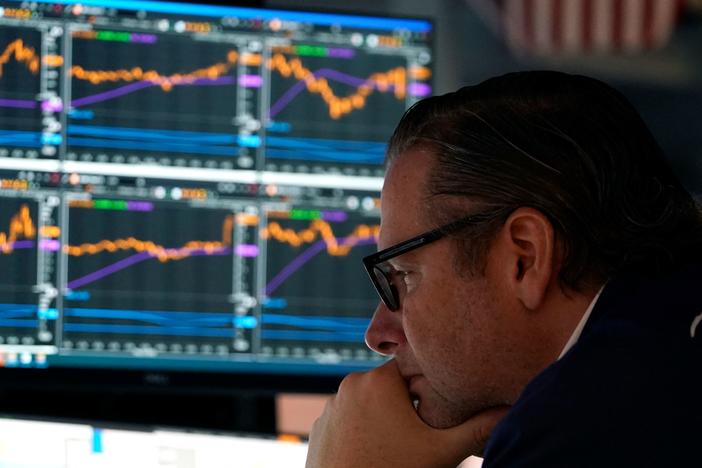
[498, 0, 683, 56]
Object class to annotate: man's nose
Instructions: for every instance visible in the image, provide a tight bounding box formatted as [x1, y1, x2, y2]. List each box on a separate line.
[364, 301, 405, 356]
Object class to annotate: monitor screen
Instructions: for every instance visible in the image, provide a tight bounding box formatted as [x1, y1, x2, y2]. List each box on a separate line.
[0, 0, 432, 387]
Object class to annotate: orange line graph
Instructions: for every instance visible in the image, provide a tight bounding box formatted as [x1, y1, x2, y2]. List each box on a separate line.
[64, 214, 235, 262]
[0, 36, 407, 118]
[69, 50, 239, 91]
[0, 39, 39, 77]
[0, 39, 63, 77]
[261, 220, 379, 256]
[0, 204, 36, 254]
[0, 202, 377, 262]
[64, 216, 378, 262]
[266, 53, 406, 119]
[68, 50, 406, 118]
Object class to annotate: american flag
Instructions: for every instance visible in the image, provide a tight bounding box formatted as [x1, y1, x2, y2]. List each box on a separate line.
[467, 0, 684, 56]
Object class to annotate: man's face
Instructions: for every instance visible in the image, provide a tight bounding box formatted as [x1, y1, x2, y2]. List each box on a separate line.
[365, 148, 540, 429]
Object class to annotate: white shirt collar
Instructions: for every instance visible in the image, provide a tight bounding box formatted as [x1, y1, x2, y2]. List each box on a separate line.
[557, 284, 607, 360]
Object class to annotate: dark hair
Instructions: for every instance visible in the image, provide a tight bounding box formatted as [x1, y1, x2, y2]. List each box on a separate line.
[387, 71, 702, 290]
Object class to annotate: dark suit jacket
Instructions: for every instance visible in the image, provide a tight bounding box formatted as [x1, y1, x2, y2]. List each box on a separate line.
[482, 262, 702, 467]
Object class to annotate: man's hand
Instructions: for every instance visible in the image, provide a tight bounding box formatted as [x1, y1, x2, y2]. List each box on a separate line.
[305, 360, 510, 468]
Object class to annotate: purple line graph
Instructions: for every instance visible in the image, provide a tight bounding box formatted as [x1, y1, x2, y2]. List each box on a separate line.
[264, 236, 376, 296]
[268, 68, 396, 119]
[70, 76, 236, 108]
[0, 98, 37, 109]
[66, 246, 231, 290]
[0, 240, 34, 251]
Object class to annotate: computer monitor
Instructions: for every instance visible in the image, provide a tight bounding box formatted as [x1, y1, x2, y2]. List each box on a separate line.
[0, 0, 433, 427]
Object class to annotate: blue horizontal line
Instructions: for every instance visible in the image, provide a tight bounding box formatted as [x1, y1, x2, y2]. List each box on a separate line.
[66, 324, 364, 340]
[0, 309, 38, 319]
[265, 144, 383, 157]
[0, 130, 43, 147]
[66, 307, 227, 318]
[30, 0, 432, 31]
[65, 307, 236, 329]
[0, 136, 42, 142]
[262, 329, 365, 342]
[64, 308, 369, 324]
[264, 319, 366, 331]
[0, 303, 38, 310]
[262, 314, 369, 331]
[0, 129, 41, 137]
[266, 147, 383, 163]
[64, 323, 233, 337]
[69, 127, 236, 143]
[66, 308, 230, 322]
[64, 308, 367, 332]
[68, 125, 257, 145]
[0, 319, 39, 328]
[68, 137, 239, 156]
[264, 312, 370, 324]
[265, 136, 386, 153]
[0, 135, 41, 140]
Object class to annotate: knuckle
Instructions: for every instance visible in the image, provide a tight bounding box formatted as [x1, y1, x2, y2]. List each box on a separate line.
[337, 371, 362, 392]
[309, 417, 321, 437]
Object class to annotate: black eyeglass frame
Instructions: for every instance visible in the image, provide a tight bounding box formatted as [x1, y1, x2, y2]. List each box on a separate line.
[362, 210, 506, 311]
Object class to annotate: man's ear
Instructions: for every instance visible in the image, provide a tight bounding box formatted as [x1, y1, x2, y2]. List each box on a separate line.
[494, 207, 556, 311]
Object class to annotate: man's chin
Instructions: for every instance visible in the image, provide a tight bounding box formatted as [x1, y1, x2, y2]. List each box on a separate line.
[415, 398, 473, 429]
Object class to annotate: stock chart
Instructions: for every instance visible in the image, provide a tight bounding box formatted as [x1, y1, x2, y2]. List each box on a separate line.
[260, 208, 379, 359]
[63, 198, 239, 353]
[263, 45, 410, 176]
[0, 26, 43, 156]
[0, 199, 39, 337]
[0, 193, 60, 349]
[67, 30, 251, 167]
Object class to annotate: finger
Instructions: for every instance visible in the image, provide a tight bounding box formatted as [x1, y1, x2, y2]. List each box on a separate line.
[439, 405, 512, 459]
[368, 359, 416, 402]
[345, 360, 420, 420]
[368, 359, 407, 390]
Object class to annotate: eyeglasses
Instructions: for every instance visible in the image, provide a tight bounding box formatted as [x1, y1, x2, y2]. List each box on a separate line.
[362, 210, 504, 311]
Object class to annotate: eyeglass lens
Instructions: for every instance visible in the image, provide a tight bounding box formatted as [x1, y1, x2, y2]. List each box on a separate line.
[372, 265, 399, 311]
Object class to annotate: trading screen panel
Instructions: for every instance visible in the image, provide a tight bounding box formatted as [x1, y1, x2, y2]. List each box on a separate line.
[0, 0, 432, 375]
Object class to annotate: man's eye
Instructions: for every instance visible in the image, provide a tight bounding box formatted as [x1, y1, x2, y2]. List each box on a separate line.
[399, 271, 415, 287]
[390, 270, 409, 285]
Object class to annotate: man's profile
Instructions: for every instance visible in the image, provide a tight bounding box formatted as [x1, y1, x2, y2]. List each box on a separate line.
[305, 71, 702, 467]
